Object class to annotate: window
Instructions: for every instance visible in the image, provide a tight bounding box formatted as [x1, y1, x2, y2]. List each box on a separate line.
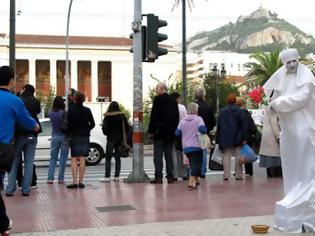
[56, 60, 71, 97]
[16, 60, 29, 92]
[77, 61, 91, 101]
[98, 61, 112, 101]
[36, 60, 50, 97]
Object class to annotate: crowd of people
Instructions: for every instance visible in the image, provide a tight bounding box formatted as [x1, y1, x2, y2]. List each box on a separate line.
[1, 47, 313, 234]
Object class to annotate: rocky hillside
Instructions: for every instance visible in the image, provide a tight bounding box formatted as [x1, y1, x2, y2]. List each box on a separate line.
[187, 7, 315, 55]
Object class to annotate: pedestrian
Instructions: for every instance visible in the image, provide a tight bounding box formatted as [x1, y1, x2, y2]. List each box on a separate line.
[258, 106, 282, 178]
[263, 48, 315, 232]
[47, 96, 69, 184]
[148, 82, 179, 184]
[216, 93, 247, 181]
[6, 84, 41, 197]
[100, 101, 130, 182]
[170, 92, 187, 180]
[236, 97, 258, 176]
[195, 88, 216, 178]
[67, 91, 95, 189]
[0, 66, 39, 234]
[175, 103, 207, 189]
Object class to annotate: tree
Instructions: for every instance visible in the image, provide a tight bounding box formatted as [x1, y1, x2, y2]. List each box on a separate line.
[244, 51, 282, 87]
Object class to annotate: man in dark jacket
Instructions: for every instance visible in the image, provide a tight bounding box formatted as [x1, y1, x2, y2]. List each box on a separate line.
[195, 88, 216, 178]
[148, 82, 179, 184]
[0, 66, 39, 234]
[6, 84, 41, 197]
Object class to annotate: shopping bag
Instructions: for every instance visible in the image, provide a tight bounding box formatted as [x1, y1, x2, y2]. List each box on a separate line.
[211, 145, 223, 165]
[197, 133, 211, 150]
[240, 144, 257, 163]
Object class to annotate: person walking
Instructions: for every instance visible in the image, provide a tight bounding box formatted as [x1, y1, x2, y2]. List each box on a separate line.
[67, 91, 95, 189]
[195, 88, 216, 178]
[148, 82, 179, 184]
[47, 96, 69, 184]
[216, 93, 247, 181]
[100, 101, 130, 182]
[6, 84, 41, 197]
[259, 106, 282, 178]
[0, 66, 39, 234]
[175, 103, 207, 189]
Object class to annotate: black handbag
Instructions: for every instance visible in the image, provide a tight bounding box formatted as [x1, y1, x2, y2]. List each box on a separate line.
[0, 142, 15, 172]
[118, 119, 130, 158]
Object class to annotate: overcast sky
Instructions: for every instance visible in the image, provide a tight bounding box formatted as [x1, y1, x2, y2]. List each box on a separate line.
[0, 0, 314, 45]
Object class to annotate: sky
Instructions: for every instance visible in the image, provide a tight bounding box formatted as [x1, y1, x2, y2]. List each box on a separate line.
[0, 0, 315, 45]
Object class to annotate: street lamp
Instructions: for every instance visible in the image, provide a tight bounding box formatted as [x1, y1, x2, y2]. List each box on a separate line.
[212, 64, 226, 113]
[65, 0, 74, 111]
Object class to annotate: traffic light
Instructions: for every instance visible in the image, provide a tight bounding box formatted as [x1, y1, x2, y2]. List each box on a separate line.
[146, 14, 168, 62]
[129, 26, 147, 62]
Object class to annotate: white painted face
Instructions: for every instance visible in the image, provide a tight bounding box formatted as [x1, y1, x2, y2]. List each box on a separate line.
[286, 60, 298, 74]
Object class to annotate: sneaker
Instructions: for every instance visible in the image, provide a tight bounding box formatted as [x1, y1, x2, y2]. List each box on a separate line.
[21, 193, 29, 197]
[47, 180, 54, 184]
[113, 177, 120, 182]
[31, 185, 37, 189]
[5, 193, 13, 197]
[58, 180, 64, 184]
[7, 219, 12, 230]
[100, 177, 110, 183]
[167, 177, 175, 184]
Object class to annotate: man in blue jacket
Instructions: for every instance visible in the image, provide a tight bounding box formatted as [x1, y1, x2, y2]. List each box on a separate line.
[0, 66, 39, 234]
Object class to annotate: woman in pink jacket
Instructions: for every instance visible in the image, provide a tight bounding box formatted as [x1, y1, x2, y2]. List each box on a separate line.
[175, 103, 207, 189]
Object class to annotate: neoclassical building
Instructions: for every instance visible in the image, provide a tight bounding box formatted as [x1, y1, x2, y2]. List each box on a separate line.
[0, 33, 177, 113]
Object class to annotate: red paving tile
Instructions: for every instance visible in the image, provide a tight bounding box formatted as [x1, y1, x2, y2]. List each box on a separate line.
[3, 176, 284, 233]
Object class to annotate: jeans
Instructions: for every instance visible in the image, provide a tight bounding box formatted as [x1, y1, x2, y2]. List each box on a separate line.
[153, 139, 174, 179]
[201, 149, 207, 176]
[48, 135, 69, 181]
[6, 135, 37, 194]
[105, 141, 121, 178]
[0, 192, 9, 233]
[17, 163, 37, 187]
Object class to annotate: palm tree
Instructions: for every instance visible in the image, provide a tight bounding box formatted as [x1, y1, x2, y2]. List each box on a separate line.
[244, 51, 282, 87]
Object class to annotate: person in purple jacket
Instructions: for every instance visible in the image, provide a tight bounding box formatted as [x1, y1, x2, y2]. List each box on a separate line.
[175, 103, 207, 190]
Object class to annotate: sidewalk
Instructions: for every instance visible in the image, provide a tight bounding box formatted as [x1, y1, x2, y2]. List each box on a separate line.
[3, 176, 307, 235]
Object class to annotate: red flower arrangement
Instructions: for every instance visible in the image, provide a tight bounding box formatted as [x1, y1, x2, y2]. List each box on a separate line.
[247, 87, 264, 104]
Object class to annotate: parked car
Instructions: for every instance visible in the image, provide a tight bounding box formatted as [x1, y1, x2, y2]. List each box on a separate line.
[35, 118, 107, 165]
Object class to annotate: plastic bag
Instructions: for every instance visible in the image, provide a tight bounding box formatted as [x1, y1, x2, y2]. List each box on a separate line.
[211, 144, 223, 165]
[240, 144, 257, 163]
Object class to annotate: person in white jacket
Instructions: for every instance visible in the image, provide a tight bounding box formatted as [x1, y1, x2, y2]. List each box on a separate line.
[263, 48, 315, 233]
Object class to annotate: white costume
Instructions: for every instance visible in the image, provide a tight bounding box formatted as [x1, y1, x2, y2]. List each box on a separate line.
[263, 48, 315, 233]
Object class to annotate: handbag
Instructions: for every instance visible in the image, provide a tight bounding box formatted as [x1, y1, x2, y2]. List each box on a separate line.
[198, 132, 211, 150]
[0, 142, 15, 172]
[117, 119, 130, 158]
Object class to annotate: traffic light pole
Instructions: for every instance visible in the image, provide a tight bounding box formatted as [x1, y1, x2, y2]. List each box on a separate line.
[182, 0, 187, 106]
[9, 0, 16, 78]
[126, 0, 148, 183]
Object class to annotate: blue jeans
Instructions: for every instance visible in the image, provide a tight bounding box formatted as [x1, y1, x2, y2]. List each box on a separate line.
[201, 149, 207, 176]
[6, 135, 37, 194]
[47, 135, 69, 181]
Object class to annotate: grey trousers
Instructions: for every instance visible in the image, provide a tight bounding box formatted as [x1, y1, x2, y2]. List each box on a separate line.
[223, 147, 242, 179]
[172, 147, 186, 178]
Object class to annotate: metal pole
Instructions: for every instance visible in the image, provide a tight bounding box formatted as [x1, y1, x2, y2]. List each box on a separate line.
[216, 75, 220, 114]
[9, 0, 16, 75]
[65, 0, 74, 111]
[126, 0, 148, 183]
[182, 0, 187, 106]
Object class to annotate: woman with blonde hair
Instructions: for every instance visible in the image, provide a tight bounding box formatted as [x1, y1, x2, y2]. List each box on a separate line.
[175, 103, 207, 189]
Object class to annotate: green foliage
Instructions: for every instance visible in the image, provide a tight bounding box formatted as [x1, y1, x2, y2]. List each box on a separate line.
[203, 73, 239, 114]
[119, 103, 131, 121]
[37, 86, 56, 117]
[244, 51, 282, 87]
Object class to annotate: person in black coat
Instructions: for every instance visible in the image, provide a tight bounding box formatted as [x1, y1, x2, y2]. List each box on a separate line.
[67, 91, 95, 189]
[148, 82, 179, 184]
[236, 98, 259, 176]
[195, 88, 216, 178]
[101, 101, 130, 182]
[216, 93, 247, 180]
